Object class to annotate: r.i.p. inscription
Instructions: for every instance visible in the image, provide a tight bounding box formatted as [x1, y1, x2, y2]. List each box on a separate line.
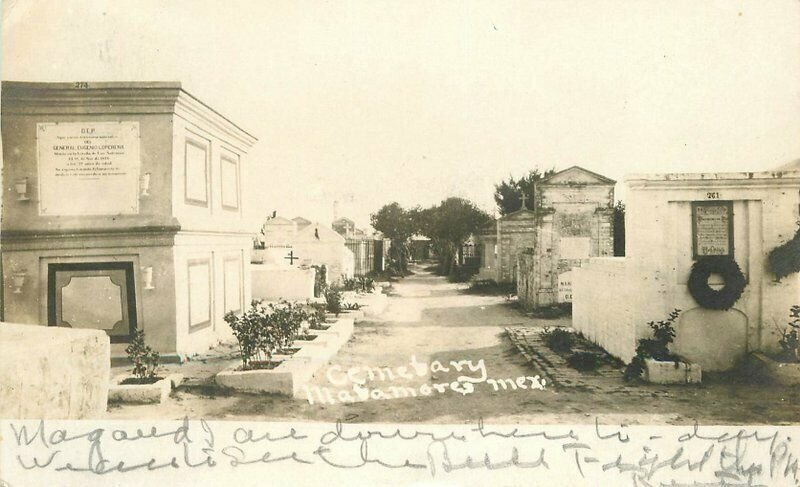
[36, 121, 141, 216]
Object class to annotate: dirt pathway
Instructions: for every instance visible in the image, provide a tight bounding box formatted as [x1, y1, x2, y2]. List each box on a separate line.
[107, 264, 800, 425]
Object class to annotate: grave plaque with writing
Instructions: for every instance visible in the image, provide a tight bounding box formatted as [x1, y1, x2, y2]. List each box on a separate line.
[37, 122, 140, 216]
[692, 201, 733, 258]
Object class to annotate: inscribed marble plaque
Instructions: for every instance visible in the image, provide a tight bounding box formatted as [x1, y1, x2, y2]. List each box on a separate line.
[557, 270, 573, 303]
[37, 122, 140, 215]
[693, 202, 732, 257]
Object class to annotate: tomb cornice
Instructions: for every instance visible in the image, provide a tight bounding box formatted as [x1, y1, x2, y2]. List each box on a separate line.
[625, 171, 800, 189]
[1, 81, 258, 151]
[1, 82, 184, 115]
[174, 91, 258, 152]
[0, 226, 180, 250]
[0, 223, 181, 239]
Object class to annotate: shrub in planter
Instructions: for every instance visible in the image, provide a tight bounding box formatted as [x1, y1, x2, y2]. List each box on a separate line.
[122, 329, 161, 384]
[325, 287, 343, 316]
[567, 351, 602, 372]
[342, 302, 361, 311]
[224, 303, 280, 370]
[541, 327, 575, 355]
[624, 309, 681, 381]
[306, 301, 330, 330]
[269, 300, 306, 350]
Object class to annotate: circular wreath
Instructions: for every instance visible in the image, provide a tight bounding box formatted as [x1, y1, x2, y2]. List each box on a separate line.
[687, 256, 746, 310]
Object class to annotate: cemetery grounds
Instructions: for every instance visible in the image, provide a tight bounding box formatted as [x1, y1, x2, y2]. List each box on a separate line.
[107, 263, 800, 425]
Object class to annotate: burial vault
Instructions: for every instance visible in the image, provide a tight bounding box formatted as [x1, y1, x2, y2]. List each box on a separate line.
[1, 81, 257, 359]
[573, 167, 800, 371]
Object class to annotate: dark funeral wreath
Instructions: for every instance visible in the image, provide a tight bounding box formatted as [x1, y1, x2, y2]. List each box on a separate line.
[687, 256, 746, 310]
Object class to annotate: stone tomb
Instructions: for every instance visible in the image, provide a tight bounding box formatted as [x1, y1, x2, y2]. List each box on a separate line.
[293, 222, 355, 283]
[1, 82, 257, 358]
[573, 167, 800, 371]
[475, 166, 615, 308]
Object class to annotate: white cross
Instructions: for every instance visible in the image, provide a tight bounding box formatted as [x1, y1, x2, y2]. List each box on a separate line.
[520, 192, 528, 210]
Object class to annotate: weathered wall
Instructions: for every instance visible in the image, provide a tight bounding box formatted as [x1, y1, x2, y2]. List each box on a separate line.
[496, 211, 537, 283]
[517, 169, 615, 309]
[251, 265, 316, 301]
[574, 255, 679, 363]
[0, 323, 110, 419]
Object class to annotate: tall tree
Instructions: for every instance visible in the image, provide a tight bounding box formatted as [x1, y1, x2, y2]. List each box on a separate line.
[370, 202, 414, 272]
[494, 168, 556, 216]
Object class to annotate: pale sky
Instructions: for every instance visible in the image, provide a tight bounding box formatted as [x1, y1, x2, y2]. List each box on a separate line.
[3, 0, 800, 231]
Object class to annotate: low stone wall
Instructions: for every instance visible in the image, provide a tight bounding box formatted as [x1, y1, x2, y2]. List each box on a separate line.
[0, 322, 110, 419]
[572, 258, 639, 362]
[251, 265, 316, 301]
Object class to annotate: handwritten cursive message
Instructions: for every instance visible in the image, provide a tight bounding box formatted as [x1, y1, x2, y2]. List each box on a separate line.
[2, 418, 799, 486]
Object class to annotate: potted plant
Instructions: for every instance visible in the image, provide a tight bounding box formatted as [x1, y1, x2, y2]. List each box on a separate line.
[624, 309, 701, 384]
[108, 330, 181, 404]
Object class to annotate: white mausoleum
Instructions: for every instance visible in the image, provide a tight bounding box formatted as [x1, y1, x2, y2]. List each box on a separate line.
[1, 82, 257, 359]
[573, 167, 800, 371]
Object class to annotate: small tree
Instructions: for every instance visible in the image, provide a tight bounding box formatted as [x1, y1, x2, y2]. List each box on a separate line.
[493, 168, 555, 216]
[125, 329, 160, 380]
[414, 197, 491, 277]
[371, 203, 415, 273]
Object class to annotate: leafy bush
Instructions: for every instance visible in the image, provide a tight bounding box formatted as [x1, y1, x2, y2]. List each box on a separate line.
[448, 265, 479, 283]
[268, 300, 306, 349]
[341, 276, 376, 293]
[224, 303, 280, 369]
[567, 351, 602, 372]
[467, 279, 517, 297]
[541, 327, 575, 354]
[768, 227, 800, 281]
[305, 301, 329, 330]
[125, 329, 160, 380]
[777, 305, 800, 362]
[530, 303, 572, 319]
[325, 287, 343, 316]
[624, 309, 681, 381]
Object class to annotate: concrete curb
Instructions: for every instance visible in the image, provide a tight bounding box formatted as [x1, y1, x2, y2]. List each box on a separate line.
[214, 317, 355, 396]
[108, 373, 183, 404]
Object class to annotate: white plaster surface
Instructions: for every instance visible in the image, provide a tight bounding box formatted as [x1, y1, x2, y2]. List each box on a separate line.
[251, 265, 315, 300]
[0, 322, 110, 419]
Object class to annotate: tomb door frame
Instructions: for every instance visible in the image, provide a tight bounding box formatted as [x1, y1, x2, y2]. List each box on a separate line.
[47, 261, 138, 343]
[668, 198, 763, 354]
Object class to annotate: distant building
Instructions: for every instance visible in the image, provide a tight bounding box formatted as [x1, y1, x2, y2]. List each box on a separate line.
[332, 217, 357, 237]
[292, 216, 312, 232]
[475, 166, 616, 310]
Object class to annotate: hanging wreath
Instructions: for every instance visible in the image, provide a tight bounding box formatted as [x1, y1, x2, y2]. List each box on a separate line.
[687, 256, 746, 310]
